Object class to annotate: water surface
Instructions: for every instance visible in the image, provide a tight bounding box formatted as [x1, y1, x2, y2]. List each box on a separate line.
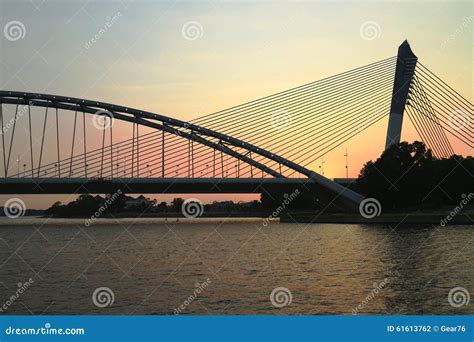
[0, 218, 472, 315]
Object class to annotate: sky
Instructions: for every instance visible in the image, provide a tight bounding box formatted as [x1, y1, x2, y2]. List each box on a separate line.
[0, 0, 472, 209]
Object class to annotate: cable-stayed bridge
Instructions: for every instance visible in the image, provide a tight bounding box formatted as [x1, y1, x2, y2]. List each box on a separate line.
[0, 41, 471, 211]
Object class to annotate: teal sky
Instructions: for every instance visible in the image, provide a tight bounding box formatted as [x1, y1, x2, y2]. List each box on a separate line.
[0, 0, 472, 208]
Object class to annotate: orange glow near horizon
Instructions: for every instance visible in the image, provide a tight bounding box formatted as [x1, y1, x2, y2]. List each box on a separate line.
[0, 1, 471, 209]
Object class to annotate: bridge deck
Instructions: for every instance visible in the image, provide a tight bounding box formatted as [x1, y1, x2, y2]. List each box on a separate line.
[0, 178, 314, 194]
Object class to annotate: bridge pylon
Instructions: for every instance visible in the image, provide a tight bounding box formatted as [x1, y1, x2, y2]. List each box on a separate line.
[385, 40, 418, 149]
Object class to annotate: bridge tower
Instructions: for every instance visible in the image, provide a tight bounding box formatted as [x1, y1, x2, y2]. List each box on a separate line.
[385, 40, 418, 149]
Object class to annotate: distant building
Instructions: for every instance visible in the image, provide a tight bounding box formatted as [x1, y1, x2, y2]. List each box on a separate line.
[237, 201, 257, 208]
[124, 195, 153, 209]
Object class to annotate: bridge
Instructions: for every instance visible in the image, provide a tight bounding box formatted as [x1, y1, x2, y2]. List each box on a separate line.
[0, 41, 471, 212]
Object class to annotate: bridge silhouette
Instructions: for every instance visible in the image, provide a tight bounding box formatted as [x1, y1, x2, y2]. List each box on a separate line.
[0, 41, 471, 211]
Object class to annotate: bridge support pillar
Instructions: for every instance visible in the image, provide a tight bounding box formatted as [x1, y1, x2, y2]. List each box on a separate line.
[385, 40, 417, 149]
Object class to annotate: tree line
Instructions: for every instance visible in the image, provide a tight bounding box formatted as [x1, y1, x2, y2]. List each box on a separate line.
[44, 141, 473, 216]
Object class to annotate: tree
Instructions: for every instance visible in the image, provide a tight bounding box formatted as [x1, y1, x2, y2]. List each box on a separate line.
[156, 201, 168, 212]
[171, 198, 184, 212]
[357, 141, 473, 210]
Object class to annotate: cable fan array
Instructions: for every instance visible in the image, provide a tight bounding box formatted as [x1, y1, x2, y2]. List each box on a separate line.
[191, 56, 398, 176]
[1, 56, 470, 180]
[406, 62, 472, 158]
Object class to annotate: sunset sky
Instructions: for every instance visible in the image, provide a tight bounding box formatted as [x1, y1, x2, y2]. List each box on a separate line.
[0, 0, 472, 209]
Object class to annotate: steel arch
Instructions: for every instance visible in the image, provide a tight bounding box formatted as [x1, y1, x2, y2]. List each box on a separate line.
[0, 90, 365, 209]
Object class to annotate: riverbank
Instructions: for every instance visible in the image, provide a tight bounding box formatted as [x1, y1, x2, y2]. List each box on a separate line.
[40, 211, 270, 219]
[1, 212, 471, 226]
[0, 216, 271, 226]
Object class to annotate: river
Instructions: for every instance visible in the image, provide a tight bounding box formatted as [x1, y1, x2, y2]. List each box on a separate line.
[0, 218, 472, 315]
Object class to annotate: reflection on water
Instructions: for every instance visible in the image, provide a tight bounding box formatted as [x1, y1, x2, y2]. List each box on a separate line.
[0, 218, 472, 315]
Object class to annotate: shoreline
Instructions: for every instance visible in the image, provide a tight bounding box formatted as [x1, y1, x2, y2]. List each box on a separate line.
[0, 213, 472, 226]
